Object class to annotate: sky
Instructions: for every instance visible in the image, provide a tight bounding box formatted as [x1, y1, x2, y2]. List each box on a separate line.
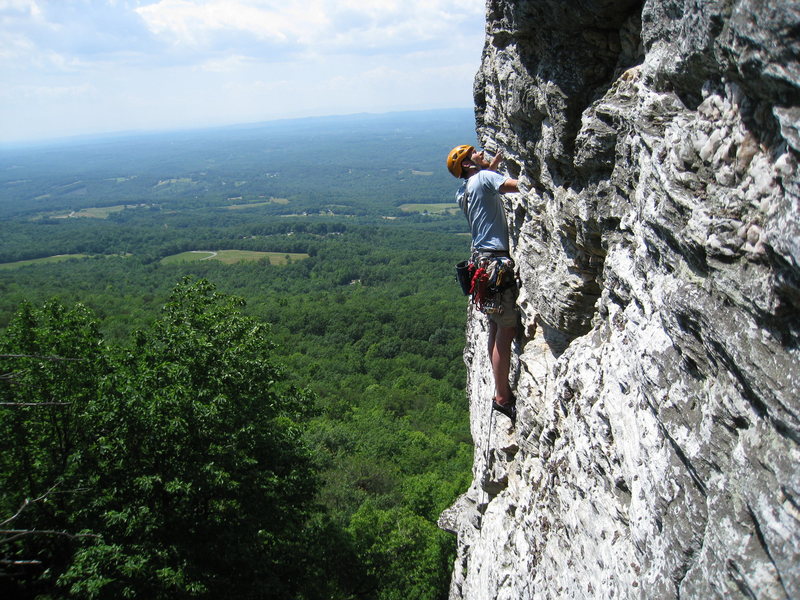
[0, 0, 486, 143]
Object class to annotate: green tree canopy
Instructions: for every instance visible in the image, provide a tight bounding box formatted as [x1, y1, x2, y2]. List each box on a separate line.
[0, 279, 327, 599]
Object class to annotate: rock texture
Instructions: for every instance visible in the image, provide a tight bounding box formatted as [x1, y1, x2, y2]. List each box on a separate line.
[441, 1, 800, 598]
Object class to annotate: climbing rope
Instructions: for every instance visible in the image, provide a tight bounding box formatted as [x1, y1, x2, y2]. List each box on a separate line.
[480, 403, 495, 538]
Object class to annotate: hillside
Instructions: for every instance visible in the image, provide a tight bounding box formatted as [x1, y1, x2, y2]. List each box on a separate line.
[0, 109, 477, 599]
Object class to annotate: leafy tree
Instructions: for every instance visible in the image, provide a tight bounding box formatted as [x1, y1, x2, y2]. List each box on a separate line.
[0, 279, 330, 599]
[348, 503, 454, 600]
[0, 300, 109, 599]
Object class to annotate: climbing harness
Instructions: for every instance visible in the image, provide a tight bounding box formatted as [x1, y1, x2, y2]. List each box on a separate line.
[456, 252, 517, 315]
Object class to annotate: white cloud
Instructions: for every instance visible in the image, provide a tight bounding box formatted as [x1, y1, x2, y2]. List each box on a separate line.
[135, 0, 482, 55]
[0, 0, 485, 142]
[0, 0, 43, 63]
[0, 82, 95, 100]
[0, 0, 42, 15]
[0, 30, 32, 62]
[199, 53, 252, 72]
[135, 0, 312, 46]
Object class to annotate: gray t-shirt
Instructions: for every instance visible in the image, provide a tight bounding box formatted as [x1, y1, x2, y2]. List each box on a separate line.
[456, 170, 510, 251]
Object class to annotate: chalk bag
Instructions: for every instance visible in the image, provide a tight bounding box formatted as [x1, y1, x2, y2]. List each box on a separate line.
[455, 260, 474, 296]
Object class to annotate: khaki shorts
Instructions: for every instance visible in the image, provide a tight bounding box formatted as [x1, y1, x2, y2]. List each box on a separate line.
[484, 286, 518, 328]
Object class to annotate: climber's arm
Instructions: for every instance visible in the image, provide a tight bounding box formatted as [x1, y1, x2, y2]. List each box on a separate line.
[500, 179, 518, 194]
[487, 151, 517, 192]
[488, 152, 503, 172]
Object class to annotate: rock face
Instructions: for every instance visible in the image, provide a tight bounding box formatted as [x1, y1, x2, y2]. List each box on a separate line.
[440, 1, 800, 598]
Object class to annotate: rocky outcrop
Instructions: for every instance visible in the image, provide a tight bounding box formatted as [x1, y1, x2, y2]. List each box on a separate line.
[441, 1, 800, 598]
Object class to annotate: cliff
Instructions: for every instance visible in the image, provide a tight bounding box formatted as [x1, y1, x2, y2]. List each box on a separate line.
[440, 1, 800, 598]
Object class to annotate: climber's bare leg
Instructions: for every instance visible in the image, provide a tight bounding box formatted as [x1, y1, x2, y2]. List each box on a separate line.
[488, 321, 515, 405]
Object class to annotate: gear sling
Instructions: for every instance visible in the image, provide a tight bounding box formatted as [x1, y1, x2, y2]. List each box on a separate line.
[456, 253, 516, 315]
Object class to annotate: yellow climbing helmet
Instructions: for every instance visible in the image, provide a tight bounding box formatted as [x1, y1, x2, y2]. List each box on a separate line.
[447, 144, 474, 178]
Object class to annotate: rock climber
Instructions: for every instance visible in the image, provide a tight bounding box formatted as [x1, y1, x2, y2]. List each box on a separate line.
[447, 144, 519, 423]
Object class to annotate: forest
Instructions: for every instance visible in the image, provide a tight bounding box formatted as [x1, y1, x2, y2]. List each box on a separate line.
[0, 109, 478, 599]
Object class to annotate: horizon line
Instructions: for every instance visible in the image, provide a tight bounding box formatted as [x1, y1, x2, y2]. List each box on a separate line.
[0, 107, 476, 150]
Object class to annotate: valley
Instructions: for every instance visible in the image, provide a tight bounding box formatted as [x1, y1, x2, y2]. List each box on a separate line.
[0, 109, 477, 599]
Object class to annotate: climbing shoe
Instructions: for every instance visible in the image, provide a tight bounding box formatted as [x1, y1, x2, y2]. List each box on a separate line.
[492, 399, 516, 424]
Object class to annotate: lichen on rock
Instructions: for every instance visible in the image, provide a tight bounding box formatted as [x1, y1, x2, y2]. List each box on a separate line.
[442, 1, 800, 598]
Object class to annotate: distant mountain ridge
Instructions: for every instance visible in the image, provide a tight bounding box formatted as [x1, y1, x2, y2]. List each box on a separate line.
[0, 108, 475, 149]
[0, 108, 475, 220]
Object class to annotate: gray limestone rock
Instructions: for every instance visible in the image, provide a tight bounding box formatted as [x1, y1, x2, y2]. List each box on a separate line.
[444, 1, 800, 598]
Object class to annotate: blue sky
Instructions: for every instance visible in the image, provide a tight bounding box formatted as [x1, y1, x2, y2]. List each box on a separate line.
[0, 0, 485, 143]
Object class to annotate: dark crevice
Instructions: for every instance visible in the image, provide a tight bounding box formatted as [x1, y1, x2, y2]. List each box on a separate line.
[781, 486, 800, 514]
[648, 222, 710, 277]
[673, 544, 698, 594]
[704, 339, 800, 445]
[746, 504, 791, 598]
[727, 560, 758, 600]
[731, 415, 751, 431]
[675, 311, 704, 345]
[766, 246, 800, 332]
[707, 339, 769, 420]
[658, 420, 708, 497]
[681, 355, 704, 380]
[773, 419, 800, 446]
[714, 414, 751, 438]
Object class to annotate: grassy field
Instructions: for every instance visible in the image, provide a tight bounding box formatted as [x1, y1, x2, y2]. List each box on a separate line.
[398, 203, 460, 215]
[160, 250, 310, 265]
[226, 198, 290, 209]
[0, 254, 92, 269]
[33, 204, 147, 220]
[155, 177, 195, 186]
[68, 205, 129, 218]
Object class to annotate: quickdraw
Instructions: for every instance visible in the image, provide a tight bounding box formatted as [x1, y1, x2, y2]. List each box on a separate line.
[469, 266, 490, 309]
